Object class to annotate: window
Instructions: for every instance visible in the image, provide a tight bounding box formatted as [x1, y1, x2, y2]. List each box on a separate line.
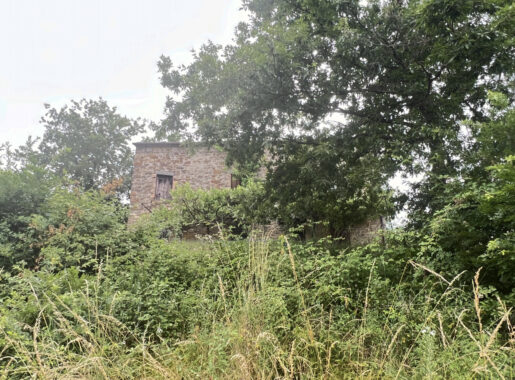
[155, 174, 173, 200]
[231, 174, 241, 189]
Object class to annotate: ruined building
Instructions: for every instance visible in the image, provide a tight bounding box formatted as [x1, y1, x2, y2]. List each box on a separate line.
[128, 141, 382, 244]
[128, 142, 240, 224]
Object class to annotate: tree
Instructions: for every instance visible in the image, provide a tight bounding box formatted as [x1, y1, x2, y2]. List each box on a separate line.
[36, 99, 144, 196]
[155, 0, 514, 227]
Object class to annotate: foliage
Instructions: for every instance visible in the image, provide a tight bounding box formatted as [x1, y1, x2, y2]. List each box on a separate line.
[266, 140, 394, 232]
[0, 171, 135, 274]
[29, 187, 135, 273]
[466, 91, 515, 180]
[0, 234, 513, 379]
[141, 173, 392, 238]
[32, 98, 145, 196]
[137, 182, 273, 238]
[0, 162, 512, 378]
[405, 93, 515, 297]
[156, 0, 514, 225]
[0, 143, 16, 170]
[0, 166, 54, 270]
[427, 157, 515, 297]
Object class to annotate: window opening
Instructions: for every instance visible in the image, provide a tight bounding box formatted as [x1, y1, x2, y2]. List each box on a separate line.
[155, 174, 173, 200]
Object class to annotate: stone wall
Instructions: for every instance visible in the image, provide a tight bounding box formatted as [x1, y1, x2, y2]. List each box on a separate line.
[128, 142, 232, 224]
[347, 217, 384, 246]
[303, 217, 384, 246]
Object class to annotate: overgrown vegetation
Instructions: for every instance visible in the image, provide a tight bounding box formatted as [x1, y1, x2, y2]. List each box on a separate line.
[1, 227, 514, 379]
[1, 0, 514, 378]
[0, 172, 513, 378]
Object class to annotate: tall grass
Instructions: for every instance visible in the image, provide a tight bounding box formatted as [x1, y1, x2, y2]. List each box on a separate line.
[1, 233, 513, 379]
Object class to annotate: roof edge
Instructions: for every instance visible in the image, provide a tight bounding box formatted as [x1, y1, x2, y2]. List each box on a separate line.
[133, 141, 182, 148]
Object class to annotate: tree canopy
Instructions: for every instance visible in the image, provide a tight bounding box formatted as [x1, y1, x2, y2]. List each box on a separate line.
[155, 0, 514, 227]
[34, 99, 144, 196]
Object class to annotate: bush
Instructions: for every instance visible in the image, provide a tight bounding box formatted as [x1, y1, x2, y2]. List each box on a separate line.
[135, 181, 273, 239]
[0, 166, 53, 270]
[31, 188, 134, 273]
[427, 157, 515, 299]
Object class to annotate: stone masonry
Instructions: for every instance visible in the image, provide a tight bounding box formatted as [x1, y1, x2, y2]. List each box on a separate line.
[128, 142, 233, 224]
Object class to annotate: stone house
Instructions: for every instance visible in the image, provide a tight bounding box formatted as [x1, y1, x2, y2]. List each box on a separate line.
[128, 142, 240, 224]
[128, 141, 383, 244]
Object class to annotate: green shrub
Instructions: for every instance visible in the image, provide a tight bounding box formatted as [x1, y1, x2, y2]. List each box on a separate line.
[0, 166, 53, 270]
[135, 181, 273, 239]
[426, 156, 515, 301]
[27, 188, 136, 273]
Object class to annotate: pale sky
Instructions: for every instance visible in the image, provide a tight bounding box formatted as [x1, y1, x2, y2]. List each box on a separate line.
[0, 0, 245, 147]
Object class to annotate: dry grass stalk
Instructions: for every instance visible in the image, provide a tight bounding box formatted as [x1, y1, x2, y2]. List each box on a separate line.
[473, 267, 483, 333]
[437, 311, 448, 348]
[288, 339, 296, 380]
[408, 260, 451, 285]
[323, 340, 338, 380]
[394, 267, 466, 380]
[459, 270, 513, 380]
[284, 236, 324, 372]
[380, 324, 405, 372]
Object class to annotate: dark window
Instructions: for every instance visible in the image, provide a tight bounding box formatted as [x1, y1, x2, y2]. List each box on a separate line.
[155, 174, 173, 200]
[231, 174, 241, 189]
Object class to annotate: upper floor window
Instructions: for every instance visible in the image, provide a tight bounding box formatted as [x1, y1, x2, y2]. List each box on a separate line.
[155, 174, 173, 200]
